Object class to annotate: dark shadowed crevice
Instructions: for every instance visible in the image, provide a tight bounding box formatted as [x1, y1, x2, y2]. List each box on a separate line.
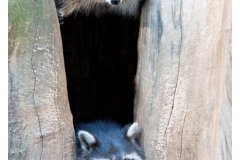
[60, 14, 140, 125]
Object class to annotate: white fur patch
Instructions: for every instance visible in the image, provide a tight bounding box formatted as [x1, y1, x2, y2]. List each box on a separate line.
[127, 122, 139, 139]
[78, 130, 97, 150]
[105, 0, 112, 4]
[91, 158, 110, 160]
[124, 152, 143, 160]
[91, 153, 142, 160]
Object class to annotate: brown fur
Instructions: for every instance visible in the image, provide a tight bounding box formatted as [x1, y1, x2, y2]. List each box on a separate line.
[58, 0, 141, 17]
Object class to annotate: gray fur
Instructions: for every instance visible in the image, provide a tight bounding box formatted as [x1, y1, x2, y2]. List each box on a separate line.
[74, 121, 145, 160]
[57, 0, 141, 17]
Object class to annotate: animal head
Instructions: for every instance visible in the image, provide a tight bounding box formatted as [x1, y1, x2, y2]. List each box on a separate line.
[76, 122, 145, 160]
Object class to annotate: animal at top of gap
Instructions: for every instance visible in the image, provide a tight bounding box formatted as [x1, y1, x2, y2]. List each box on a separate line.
[74, 121, 145, 160]
[55, 0, 142, 17]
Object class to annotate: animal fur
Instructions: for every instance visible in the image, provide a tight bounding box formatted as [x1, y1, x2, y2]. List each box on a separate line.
[74, 121, 145, 160]
[55, 0, 142, 17]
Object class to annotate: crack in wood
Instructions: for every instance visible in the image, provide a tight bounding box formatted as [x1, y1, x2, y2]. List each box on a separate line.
[179, 102, 189, 160]
[164, 49, 181, 145]
[31, 29, 44, 160]
[163, 1, 183, 158]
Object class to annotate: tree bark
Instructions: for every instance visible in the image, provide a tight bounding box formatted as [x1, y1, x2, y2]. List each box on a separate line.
[8, 0, 75, 159]
[135, 0, 231, 160]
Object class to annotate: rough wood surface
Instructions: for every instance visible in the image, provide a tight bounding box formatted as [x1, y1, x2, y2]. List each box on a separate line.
[135, 0, 231, 160]
[8, 0, 75, 159]
[217, 46, 231, 160]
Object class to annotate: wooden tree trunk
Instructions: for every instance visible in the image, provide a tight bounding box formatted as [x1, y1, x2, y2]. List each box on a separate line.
[135, 0, 231, 160]
[8, 0, 75, 159]
[8, 0, 231, 159]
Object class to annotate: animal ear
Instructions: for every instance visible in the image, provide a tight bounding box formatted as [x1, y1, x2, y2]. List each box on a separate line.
[78, 130, 98, 151]
[125, 122, 140, 140]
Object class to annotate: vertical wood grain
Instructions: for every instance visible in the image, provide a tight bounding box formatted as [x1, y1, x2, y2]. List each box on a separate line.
[135, 0, 231, 159]
[8, 0, 75, 159]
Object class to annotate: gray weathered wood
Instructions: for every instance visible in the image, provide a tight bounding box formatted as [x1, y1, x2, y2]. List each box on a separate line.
[217, 47, 231, 160]
[8, 0, 75, 159]
[135, 0, 231, 160]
